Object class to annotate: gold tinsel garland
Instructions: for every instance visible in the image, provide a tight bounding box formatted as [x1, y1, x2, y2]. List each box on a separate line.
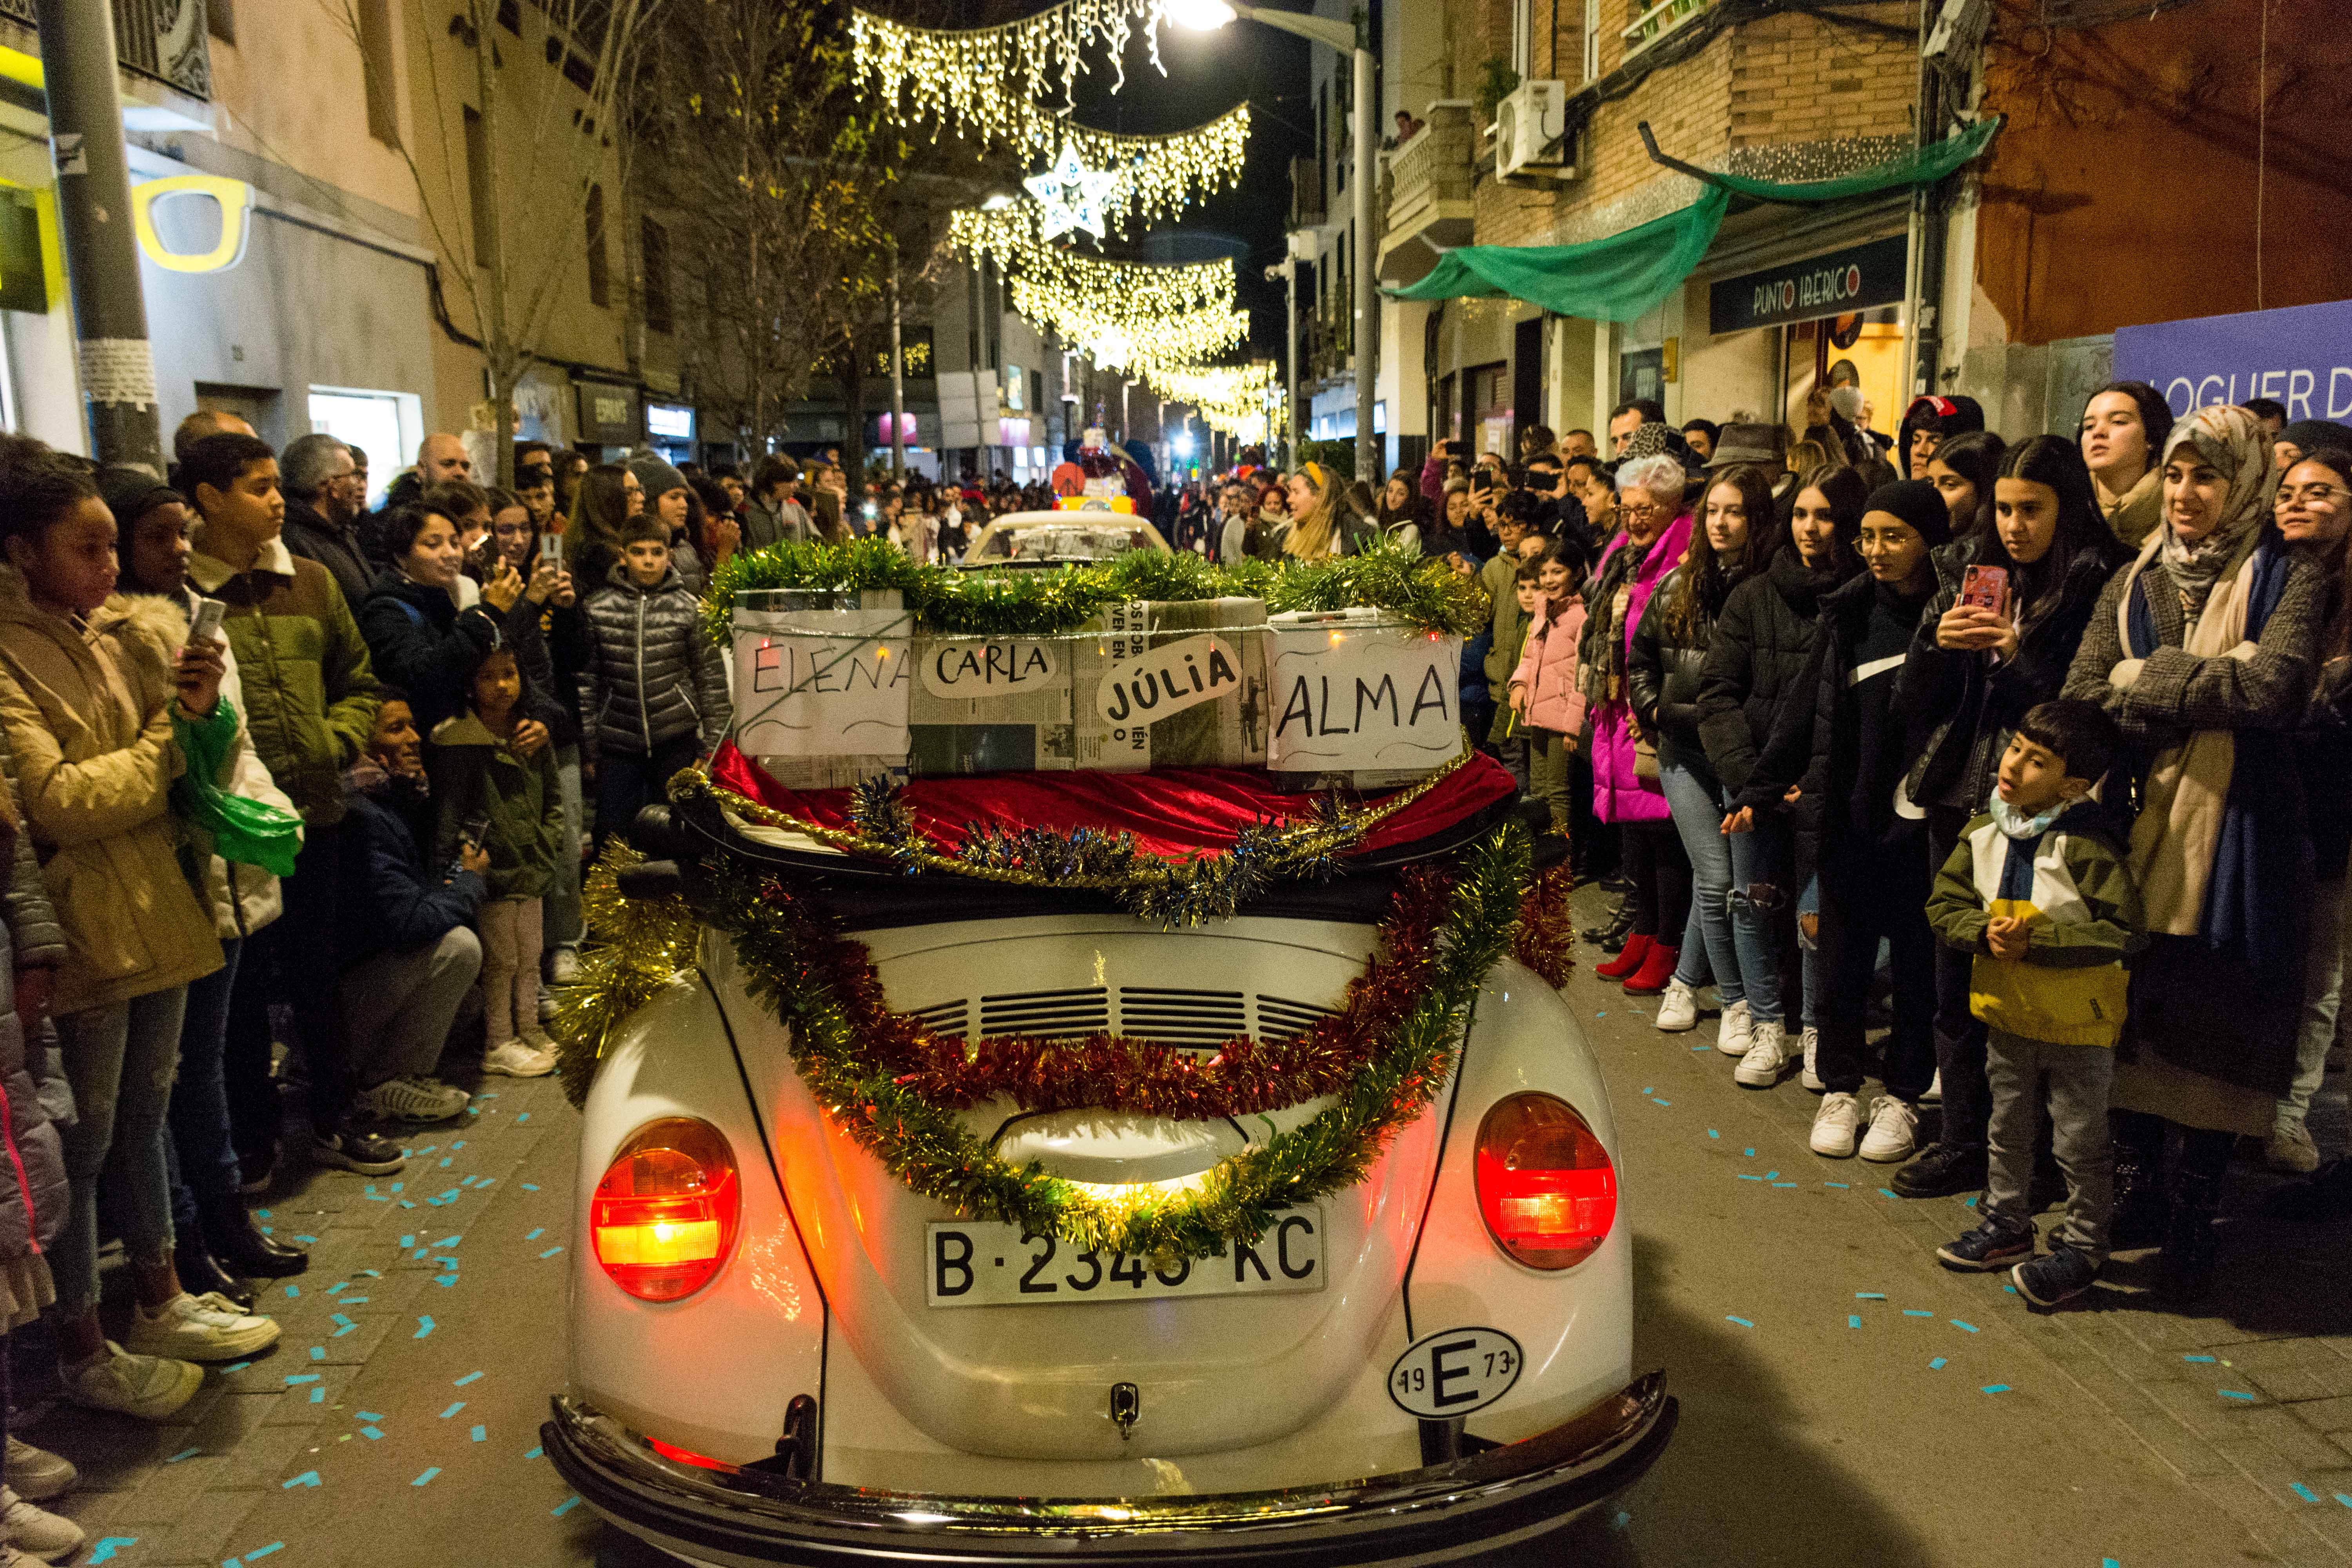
[549, 843, 701, 1108]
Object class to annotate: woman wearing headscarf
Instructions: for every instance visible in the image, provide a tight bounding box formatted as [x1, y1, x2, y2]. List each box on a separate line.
[2078, 381, 2175, 550]
[1893, 437, 2129, 1198]
[2062, 405, 2327, 1299]
[1584, 446, 1696, 996]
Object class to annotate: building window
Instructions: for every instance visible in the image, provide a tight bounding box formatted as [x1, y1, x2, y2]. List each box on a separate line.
[497, 0, 521, 32]
[641, 216, 673, 334]
[584, 184, 609, 307]
[359, 0, 399, 145]
[1584, 0, 1601, 81]
[462, 107, 494, 268]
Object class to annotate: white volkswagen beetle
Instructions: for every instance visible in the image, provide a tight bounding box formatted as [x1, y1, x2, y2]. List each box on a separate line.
[545, 775, 1673, 1566]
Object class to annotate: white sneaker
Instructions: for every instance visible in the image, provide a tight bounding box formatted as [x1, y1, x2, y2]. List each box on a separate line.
[2, 1437, 73, 1502]
[352, 1075, 470, 1123]
[548, 947, 581, 986]
[60, 1341, 202, 1421]
[1733, 1019, 1796, 1088]
[1860, 1096, 1921, 1163]
[1714, 1000, 1753, 1058]
[1799, 1027, 1824, 1092]
[0, 1486, 83, 1562]
[1654, 980, 1699, 1032]
[120, 1290, 281, 1363]
[483, 1038, 557, 1078]
[1921, 1069, 1943, 1106]
[1811, 1092, 1863, 1157]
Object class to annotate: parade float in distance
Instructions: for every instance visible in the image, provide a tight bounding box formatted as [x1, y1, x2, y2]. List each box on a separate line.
[541, 526, 1675, 1567]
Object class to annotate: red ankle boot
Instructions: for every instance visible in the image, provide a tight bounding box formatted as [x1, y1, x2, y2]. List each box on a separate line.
[1622, 942, 1681, 994]
[1595, 933, 1653, 981]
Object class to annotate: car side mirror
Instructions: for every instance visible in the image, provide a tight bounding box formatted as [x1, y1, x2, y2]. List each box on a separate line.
[617, 859, 683, 900]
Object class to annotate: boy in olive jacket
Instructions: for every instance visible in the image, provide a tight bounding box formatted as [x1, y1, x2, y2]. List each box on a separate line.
[1925, 701, 2143, 1308]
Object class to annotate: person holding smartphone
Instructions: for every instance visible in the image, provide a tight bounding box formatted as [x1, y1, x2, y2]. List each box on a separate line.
[1891, 436, 2126, 1200]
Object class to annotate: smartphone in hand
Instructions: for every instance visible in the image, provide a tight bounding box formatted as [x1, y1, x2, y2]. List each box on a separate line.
[1958, 563, 2010, 619]
[459, 812, 492, 851]
[189, 597, 227, 643]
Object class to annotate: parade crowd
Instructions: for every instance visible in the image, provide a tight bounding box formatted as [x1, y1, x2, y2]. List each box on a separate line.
[0, 381, 2336, 1558]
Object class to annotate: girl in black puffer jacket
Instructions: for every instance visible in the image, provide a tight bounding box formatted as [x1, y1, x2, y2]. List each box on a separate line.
[1893, 436, 2128, 1198]
[1695, 466, 1867, 1083]
[1630, 464, 1786, 1061]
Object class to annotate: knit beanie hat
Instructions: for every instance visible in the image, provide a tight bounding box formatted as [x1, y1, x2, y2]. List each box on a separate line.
[2281, 419, 2349, 458]
[95, 465, 181, 526]
[1864, 478, 1953, 549]
[627, 453, 689, 505]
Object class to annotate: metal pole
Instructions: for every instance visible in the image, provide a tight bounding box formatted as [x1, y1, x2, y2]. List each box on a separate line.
[1352, 42, 1378, 484]
[1285, 253, 1300, 468]
[887, 247, 907, 481]
[34, 0, 162, 470]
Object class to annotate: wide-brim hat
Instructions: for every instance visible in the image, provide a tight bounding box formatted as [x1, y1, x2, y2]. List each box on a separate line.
[1708, 422, 1788, 470]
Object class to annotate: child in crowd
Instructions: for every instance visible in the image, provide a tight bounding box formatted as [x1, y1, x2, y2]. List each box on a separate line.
[430, 646, 561, 1077]
[1927, 701, 2143, 1306]
[1507, 544, 1589, 837]
[580, 517, 730, 846]
[1489, 557, 1548, 788]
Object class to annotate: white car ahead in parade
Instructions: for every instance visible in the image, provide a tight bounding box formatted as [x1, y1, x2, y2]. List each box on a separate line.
[543, 765, 1674, 1566]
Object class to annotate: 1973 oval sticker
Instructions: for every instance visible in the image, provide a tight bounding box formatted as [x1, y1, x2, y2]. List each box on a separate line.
[1387, 1327, 1524, 1419]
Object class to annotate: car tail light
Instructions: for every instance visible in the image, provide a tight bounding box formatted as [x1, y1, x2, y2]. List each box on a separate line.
[592, 1118, 740, 1301]
[1474, 1093, 1617, 1270]
[646, 1436, 738, 1474]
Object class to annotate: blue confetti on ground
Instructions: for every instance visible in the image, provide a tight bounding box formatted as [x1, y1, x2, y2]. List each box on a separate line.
[356, 1411, 384, 1422]
[472, 1424, 488, 1442]
[1744, 1149, 1756, 1158]
[1878, 1188, 1899, 1199]
[1824, 1181, 1849, 1188]
[87, 1541, 140, 1564]
[1771, 1181, 1798, 1188]
[412, 1466, 441, 1486]
[309, 1346, 325, 1361]
[1952, 1321, 1979, 1333]
[2335, 1494, 2352, 1508]
[1725, 1315, 1754, 1328]
[415, 1316, 436, 1338]
[2183, 1354, 2216, 1363]
[441, 1401, 466, 1418]
[524, 1445, 544, 1460]
[360, 1426, 383, 1440]
[540, 1246, 565, 1259]
[1737, 1174, 1763, 1181]
[516, 1111, 530, 1123]
[2220, 1390, 2257, 1401]
[1856, 1292, 1886, 1300]
[1903, 1309, 1934, 1318]
[526, 1227, 544, 1241]
[1707, 1129, 1719, 1139]
[166, 1445, 200, 1463]
[552, 1495, 581, 1517]
[1930, 1357, 1947, 1370]
[400, 1235, 415, 1247]
[246, 1543, 285, 1561]
[455, 1370, 484, 1386]
[309, 1386, 326, 1403]
[283, 1284, 298, 1297]
[2292, 1483, 2321, 1502]
[282, 1470, 320, 1489]
[1848, 1315, 1861, 1328]
[284, 1374, 319, 1385]
[521, 1182, 540, 1191]
[1981, 1384, 2011, 1394]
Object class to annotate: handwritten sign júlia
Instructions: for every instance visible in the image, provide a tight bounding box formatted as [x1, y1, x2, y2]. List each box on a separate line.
[1094, 633, 1245, 727]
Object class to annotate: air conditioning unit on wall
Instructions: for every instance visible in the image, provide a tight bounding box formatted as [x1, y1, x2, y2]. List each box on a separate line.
[1495, 80, 1572, 181]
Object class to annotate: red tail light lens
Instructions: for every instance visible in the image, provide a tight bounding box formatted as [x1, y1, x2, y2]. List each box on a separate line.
[1474, 1093, 1617, 1270]
[592, 1118, 740, 1301]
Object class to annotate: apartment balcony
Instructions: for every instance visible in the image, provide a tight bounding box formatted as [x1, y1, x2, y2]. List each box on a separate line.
[1622, 0, 1719, 60]
[1377, 101, 1477, 287]
[0, 0, 214, 123]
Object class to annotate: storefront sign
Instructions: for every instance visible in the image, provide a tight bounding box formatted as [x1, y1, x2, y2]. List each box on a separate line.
[2114, 298, 2352, 421]
[575, 379, 641, 445]
[1710, 235, 1907, 335]
[131, 174, 252, 274]
[646, 401, 694, 441]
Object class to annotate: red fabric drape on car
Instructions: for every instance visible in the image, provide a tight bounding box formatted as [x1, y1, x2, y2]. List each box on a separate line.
[704, 741, 1517, 862]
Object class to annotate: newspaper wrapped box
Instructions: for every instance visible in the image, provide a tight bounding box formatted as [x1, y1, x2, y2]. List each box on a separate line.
[731, 589, 912, 790]
[907, 598, 1269, 775]
[1266, 608, 1464, 788]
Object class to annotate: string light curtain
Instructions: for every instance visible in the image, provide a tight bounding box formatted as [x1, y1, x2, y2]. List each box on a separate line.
[851, 0, 1175, 129]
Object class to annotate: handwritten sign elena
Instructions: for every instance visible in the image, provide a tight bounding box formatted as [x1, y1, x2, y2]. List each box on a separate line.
[732, 602, 913, 768]
[1267, 612, 1463, 775]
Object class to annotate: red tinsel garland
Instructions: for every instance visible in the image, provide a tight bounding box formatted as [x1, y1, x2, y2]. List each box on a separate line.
[1511, 861, 1577, 987]
[772, 869, 1460, 1120]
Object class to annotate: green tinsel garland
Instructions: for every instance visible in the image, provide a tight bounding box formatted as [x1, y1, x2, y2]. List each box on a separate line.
[705, 823, 1532, 1262]
[702, 535, 1487, 649]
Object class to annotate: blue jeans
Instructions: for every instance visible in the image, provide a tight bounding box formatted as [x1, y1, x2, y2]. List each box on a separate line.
[54, 989, 190, 1319]
[167, 938, 243, 1241]
[594, 735, 701, 849]
[1798, 873, 1820, 1031]
[1659, 751, 1786, 1024]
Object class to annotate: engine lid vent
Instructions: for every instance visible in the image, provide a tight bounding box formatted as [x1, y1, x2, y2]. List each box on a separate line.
[1115, 987, 1248, 1047]
[977, 987, 1110, 1040]
[906, 999, 971, 1039]
[1255, 995, 1338, 1038]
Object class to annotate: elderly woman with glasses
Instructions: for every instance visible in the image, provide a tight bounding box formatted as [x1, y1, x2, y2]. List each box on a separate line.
[1583, 449, 1696, 997]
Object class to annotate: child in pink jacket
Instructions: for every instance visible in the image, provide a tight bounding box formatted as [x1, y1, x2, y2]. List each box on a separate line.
[1508, 547, 1588, 833]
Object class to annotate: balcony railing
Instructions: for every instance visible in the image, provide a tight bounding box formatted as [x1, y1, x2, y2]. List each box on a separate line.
[0, 0, 213, 99]
[1622, 0, 1716, 59]
[1377, 101, 1477, 284]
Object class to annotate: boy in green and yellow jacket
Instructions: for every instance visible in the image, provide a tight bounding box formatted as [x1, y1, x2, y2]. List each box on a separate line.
[1924, 700, 2143, 1308]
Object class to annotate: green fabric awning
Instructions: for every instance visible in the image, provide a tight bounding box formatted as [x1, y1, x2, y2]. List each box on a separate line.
[1386, 116, 2004, 324]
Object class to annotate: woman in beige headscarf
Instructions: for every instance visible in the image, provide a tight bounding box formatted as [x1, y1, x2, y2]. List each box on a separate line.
[2062, 403, 2326, 1301]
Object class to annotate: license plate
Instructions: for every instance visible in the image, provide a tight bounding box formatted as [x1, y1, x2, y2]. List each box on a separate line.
[925, 1207, 1328, 1308]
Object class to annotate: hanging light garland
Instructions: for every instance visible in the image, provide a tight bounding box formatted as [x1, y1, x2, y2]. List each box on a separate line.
[849, 0, 1175, 136]
[1017, 286, 1249, 371]
[1056, 104, 1250, 231]
[1145, 360, 1281, 436]
[950, 205, 1236, 316]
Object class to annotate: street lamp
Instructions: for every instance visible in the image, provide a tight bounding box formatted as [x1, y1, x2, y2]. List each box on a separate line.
[1174, 0, 1377, 483]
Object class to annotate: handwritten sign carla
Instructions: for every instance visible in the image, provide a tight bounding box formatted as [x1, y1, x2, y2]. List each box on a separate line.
[1268, 621, 1463, 773]
[1094, 633, 1244, 727]
[732, 607, 912, 759]
[919, 637, 1062, 701]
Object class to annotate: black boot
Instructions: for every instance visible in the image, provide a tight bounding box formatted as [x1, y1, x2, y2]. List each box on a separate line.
[200, 1193, 309, 1278]
[2109, 1115, 2170, 1250]
[1581, 900, 1634, 951]
[174, 1240, 256, 1312]
[2155, 1167, 2223, 1304]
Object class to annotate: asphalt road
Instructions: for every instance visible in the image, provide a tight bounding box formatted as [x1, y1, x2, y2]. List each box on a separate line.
[34, 886, 2349, 1568]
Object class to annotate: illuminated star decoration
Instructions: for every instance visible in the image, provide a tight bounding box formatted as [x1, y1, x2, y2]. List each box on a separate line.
[1024, 142, 1121, 243]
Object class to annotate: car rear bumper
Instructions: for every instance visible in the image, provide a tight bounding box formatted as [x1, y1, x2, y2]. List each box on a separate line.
[542, 1372, 1674, 1568]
